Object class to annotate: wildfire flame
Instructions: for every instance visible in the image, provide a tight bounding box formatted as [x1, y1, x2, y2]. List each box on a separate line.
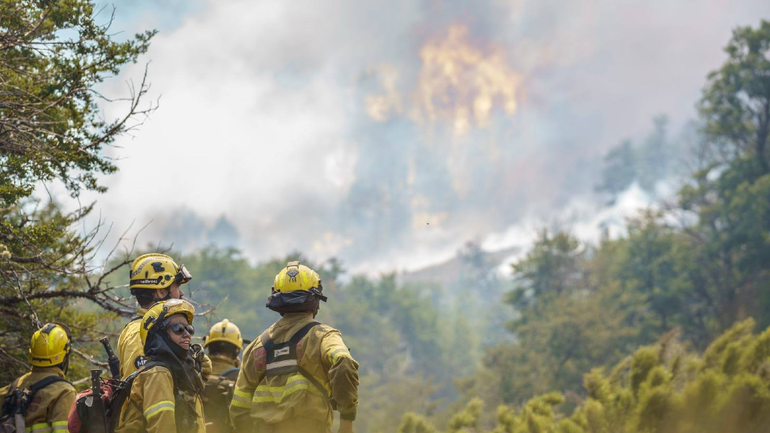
[416, 24, 520, 136]
[364, 65, 402, 122]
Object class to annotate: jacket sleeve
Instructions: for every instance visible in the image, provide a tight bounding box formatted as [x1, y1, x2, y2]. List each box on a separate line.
[229, 341, 262, 433]
[47, 384, 76, 432]
[141, 369, 178, 433]
[118, 324, 144, 379]
[321, 330, 359, 421]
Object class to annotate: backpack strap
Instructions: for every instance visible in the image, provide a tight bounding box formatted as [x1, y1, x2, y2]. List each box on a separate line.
[28, 376, 68, 394]
[296, 366, 335, 407]
[123, 315, 142, 330]
[18, 376, 69, 416]
[219, 368, 240, 381]
[289, 321, 321, 344]
[106, 360, 166, 433]
[261, 322, 320, 375]
[259, 321, 320, 352]
[259, 322, 335, 409]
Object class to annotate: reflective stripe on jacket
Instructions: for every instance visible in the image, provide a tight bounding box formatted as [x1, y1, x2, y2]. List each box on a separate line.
[114, 365, 206, 433]
[0, 367, 75, 433]
[229, 313, 359, 433]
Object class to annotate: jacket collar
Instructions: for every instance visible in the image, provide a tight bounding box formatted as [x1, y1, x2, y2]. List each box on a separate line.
[30, 366, 65, 378]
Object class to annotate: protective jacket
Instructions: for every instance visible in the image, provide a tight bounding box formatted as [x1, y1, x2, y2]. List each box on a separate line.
[115, 329, 205, 433]
[230, 313, 359, 433]
[209, 355, 238, 375]
[119, 307, 212, 379]
[203, 355, 239, 433]
[0, 367, 75, 433]
[118, 307, 147, 378]
[113, 366, 205, 433]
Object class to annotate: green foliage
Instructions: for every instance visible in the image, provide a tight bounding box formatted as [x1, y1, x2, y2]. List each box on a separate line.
[455, 324, 770, 433]
[447, 398, 483, 433]
[451, 21, 770, 431]
[0, 0, 154, 383]
[399, 413, 438, 433]
[0, 0, 156, 205]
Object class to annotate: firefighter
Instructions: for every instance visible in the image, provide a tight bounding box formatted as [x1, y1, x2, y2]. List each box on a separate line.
[118, 253, 211, 380]
[202, 319, 243, 433]
[0, 323, 76, 433]
[115, 299, 205, 433]
[118, 253, 191, 378]
[230, 261, 359, 433]
[204, 319, 242, 374]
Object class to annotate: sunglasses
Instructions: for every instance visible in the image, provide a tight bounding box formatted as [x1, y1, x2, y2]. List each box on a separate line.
[168, 323, 195, 336]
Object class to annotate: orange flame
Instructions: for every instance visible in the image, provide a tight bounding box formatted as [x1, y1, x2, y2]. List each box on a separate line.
[416, 24, 520, 136]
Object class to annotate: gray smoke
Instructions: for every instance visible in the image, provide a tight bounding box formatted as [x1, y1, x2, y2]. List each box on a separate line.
[87, 0, 770, 272]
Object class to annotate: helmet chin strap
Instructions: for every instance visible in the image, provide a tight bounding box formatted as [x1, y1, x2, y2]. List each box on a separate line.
[61, 353, 70, 375]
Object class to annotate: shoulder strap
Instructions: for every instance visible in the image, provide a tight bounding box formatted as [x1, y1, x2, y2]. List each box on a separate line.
[260, 321, 321, 351]
[258, 328, 273, 353]
[28, 376, 68, 394]
[296, 366, 331, 400]
[287, 322, 333, 405]
[18, 376, 69, 415]
[122, 315, 142, 330]
[290, 322, 321, 344]
[106, 360, 166, 433]
[219, 368, 240, 381]
[138, 360, 165, 374]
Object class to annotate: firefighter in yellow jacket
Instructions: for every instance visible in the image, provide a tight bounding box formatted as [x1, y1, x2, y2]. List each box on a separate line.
[117, 253, 211, 379]
[205, 319, 242, 375]
[202, 319, 243, 433]
[0, 323, 76, 433]
[230, 261, 359, 433]
[115, 299, 206, 433]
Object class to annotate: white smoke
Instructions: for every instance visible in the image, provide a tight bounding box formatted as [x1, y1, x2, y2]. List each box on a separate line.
[76, 0, 769, 272]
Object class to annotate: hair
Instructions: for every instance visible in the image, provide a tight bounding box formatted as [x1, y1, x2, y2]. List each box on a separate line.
[132, 288, 164, 309]
[207, 341, 240, 359]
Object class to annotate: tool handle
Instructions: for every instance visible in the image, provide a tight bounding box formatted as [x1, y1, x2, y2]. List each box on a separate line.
[99, 336, 116, 358]
[100, 336, 121, 378]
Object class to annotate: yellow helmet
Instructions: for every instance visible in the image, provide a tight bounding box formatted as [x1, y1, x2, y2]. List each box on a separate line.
[29, 323, 71, 367]
[267, 261, 327, 313]
[130, 253, 192, 291]
[140, 299, 196, 344]
[204, 319, 243, 350]
[273, 261, 322, 293]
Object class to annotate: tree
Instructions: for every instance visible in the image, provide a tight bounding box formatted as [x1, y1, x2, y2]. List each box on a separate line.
[0, 0, 155, 381]
[679, 19, 770, 333]
[0, 1, 156, 205]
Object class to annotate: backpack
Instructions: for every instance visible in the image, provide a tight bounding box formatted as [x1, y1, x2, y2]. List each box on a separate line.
[259, 321, 337, 410]
[0, 376, 69, 433]
[201, 367, 239, 433]
[68, 361, 163, 433]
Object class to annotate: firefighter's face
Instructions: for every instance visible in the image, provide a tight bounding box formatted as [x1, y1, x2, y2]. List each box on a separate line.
[165, 314, 192, 350]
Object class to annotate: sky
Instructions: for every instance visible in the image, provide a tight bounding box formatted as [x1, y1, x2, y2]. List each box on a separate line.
[74, 0, 770, 273]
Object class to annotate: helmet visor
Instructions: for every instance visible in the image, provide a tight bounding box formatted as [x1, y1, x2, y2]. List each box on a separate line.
[175, 264, 192, 284]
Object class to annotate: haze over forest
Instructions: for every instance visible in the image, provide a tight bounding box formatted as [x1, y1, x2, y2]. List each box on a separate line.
[60, 0, 769, 274]
[2, 1, 770, 433]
